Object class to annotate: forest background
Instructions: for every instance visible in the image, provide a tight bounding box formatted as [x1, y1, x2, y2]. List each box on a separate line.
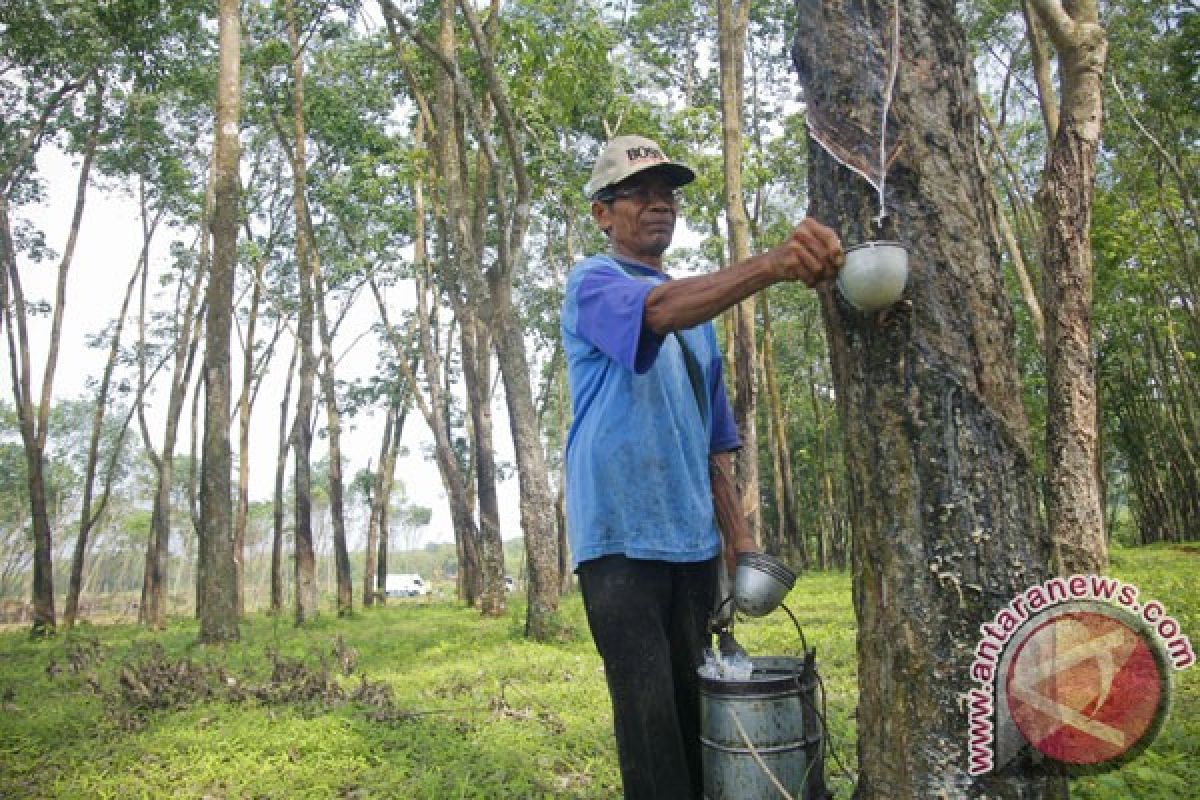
[1, 0, 1197, 794]
[2, 0, 1192, 628]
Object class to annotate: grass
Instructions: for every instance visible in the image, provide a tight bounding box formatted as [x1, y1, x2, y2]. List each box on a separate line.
[0, 546, 1195, 799]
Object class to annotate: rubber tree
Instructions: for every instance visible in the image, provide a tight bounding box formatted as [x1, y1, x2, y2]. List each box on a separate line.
[717, 0, 762, 545]
[283, 0, 320, 625]
[792, 1, 1064, 795]
[382, 0, 565, 637]
[196, 0, 242, 644]
[1096, 1, 1199, 543]
[1025, 0, 1110, 575]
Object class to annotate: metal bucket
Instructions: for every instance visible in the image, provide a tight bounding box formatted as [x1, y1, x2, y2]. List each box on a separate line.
[699, 656, 828, 800]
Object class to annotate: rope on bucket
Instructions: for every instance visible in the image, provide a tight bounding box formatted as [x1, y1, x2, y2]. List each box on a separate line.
[730, 708, 797, 800]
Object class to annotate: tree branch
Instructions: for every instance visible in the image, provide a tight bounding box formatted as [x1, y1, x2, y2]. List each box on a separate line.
[1027, 0, 1077, 51]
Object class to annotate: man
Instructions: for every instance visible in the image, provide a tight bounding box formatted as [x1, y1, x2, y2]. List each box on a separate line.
[561, 134, 843, 799]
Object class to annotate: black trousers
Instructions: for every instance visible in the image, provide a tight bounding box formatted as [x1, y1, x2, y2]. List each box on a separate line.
[578, 554, 718, 800]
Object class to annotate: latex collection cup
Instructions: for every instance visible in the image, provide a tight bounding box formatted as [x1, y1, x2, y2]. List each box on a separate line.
[733, 552, 797, 617]
[836, 241, 908, 312]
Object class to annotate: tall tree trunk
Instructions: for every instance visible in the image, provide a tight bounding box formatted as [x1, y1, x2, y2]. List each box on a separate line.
[139, 216, 205, 630]
[313, 264, 353, 616]
[2, 77, 103, 636]
[761, 295, 805, 566]
[412, 110, 483, 602]
[365, 408, 402, 609]
[190, 348, 204, 616]
[197, 0, 241, 643]
[1028, 0, 1109, 575]
[65, 208, 155, 628]
[372, 383, 411, 605]
[486, 295, 560, 636]
[717, 0, 761, 545]
[362, 427, 387, 609]
[234, 255, 265, 617]
[793, 2, 1063, 796]
[384, 0, 560, 639]
[461, 311, 505, 615]
[462, 83, 506, 616]
[286, 0, 319, 625]
[271, 342, 298, 615]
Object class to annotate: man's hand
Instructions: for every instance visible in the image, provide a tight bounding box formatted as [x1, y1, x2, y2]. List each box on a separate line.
[764, 218, 844, 287]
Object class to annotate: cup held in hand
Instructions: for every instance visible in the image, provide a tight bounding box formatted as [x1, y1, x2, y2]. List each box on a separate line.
[836, 241, 908, 312]
[734, 552, 796, 617]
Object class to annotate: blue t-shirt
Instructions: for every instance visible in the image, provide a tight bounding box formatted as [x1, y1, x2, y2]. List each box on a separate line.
[561, 254, 741, 570]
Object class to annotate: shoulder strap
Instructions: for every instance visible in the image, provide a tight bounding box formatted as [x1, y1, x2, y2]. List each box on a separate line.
[672, 330, 708, 422]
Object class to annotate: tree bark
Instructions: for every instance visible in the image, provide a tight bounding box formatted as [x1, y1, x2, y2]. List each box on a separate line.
[717, 0, 762, 546]
[197, 0, 241, 643]
[286, 0, 319, 625]
[793, 1, 1064, 795]
[362, 434, 385, 609]
[461, 310, 505, 615]
[271, 341, 298, 615]
[234, 253, 265, 617]
[65, 205, 157, 628]
[2, 77, 103, 636]
[139, 215, 205, 630]
[384, 0, 561, 639]
[761, 295, 805, 565]
[313, 262, 353, 616]
[375, 406, 405, 602]
[1028, 0, 1109, 576]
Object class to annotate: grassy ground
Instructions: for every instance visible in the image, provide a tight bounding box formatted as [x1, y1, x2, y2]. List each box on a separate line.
[0, 546, 1195, 799]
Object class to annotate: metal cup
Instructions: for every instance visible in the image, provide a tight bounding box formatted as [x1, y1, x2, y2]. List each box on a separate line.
[733, 552, 797, 617]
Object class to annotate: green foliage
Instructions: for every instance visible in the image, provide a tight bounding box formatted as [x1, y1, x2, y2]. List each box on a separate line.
[0, 594, 617, 798]
[2, 547, 1194, 797]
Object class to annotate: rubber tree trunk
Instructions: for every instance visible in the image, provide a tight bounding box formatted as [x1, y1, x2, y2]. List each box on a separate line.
[198, 0, 241, 644]
[362, 415, 389, 608]
[717, 0, 762, 545]
[461, 311, 506, 616]
[793, 1, 1064, 796]
[287, 0, 318, 625]
[313, 265, 353, 616]
[66, 244, 146, 628]
[233, 254, 265, 617]
[1027, 0, 1109, 576]
[141, 241, 203, 629]
[3, 79, 102, 635]
[271, 343, 297, 615]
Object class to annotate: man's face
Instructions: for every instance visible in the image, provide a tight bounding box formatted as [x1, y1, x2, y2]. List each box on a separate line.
[591, 175, 681, 262]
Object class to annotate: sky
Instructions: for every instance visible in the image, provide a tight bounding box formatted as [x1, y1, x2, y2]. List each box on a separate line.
[4, 147, 525, 547]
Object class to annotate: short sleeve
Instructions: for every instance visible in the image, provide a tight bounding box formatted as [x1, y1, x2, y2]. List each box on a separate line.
[567, 261, 667, 373]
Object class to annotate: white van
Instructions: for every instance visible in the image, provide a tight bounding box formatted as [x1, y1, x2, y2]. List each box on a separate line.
[385, 573, 429, 597]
